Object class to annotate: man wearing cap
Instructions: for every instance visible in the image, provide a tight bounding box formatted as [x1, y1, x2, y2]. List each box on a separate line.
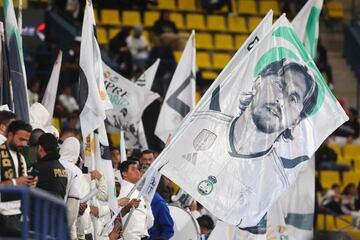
[32, 133, 67, 199]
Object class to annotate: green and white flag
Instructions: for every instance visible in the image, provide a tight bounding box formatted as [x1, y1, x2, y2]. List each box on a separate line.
[265, 2, 325, 238]
[152, 15, 347, 229]
[4, 0, 29, 122]
[292, 0, 323, 59]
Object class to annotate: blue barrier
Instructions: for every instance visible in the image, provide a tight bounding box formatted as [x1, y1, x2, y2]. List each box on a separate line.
[0, 186, 69, 240]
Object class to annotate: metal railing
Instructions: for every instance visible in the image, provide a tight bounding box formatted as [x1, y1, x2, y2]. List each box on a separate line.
[0, 186, 69, 240]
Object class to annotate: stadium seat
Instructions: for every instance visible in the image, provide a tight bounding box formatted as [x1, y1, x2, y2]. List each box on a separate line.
[156, 0, 176, 10]
[110, 134, 120, 146]
[170, 13, 185, 29]
[214, 34, 234, 50]
[178, 0, 197, 11]
[144, 11, 160, 27]
[343, 171, 360, 186]
[197, 52, 212, 69]
[53, 118, 61, 132]
[327, 143, 346, 164]
[174, 51, 182, 63]
[259, 1, 280, 16]
[326, 1, 345, 19]
[122, 11, 141, 27]
[319, 171, 340, 189]
[93, 9, 100, 24]
[238, 0, 257, 15]
[335, 215, 353, 229]
[235, 35, 248, 49]
[207, 15, 226, 31]
[108, 28, 121, 40]
[213, 53, 231, 69]
[196, 90, 201, 103]
[202, 71, 218, 80]
[101, 9, 121, 26]
[228, 16, 248, 33]
[343, 144, 360, 160]
[196, 33, 214, 50]
[96, 27, 108, 45]
[186, 14, 206, 30]
[248, 17, 263, 32]
[316, 214, 336, 231]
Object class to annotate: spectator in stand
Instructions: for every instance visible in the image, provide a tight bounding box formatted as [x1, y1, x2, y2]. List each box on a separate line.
[333, 107, 360, 143]
[28, 81, 40, 105]
[126, 25, 150, 71]
[200, 0, 233, 13]
[153, 11, 178, 36]
[316, 38, 333, 86]
[315, 137, 350, 171]
[32, 133, 67, 199]
[149, 38, 176, 98]
[152, 11, 184, 51]
[341, 183, 360, 227]
[109, 28, 133, 78]
[322, 184, 342, 214]
[58, 86, 80, 115]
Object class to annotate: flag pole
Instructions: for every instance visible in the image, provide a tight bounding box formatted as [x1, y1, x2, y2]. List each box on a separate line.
[120, 126, 127, 162]
[88, 132, 98, 240]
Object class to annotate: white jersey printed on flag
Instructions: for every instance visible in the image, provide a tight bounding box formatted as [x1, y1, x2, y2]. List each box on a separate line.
[154, 15, 348, 228]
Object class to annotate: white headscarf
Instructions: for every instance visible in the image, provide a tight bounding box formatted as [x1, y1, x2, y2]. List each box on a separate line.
[59, 137, 80, 164]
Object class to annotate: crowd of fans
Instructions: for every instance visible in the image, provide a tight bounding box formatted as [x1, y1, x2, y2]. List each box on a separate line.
[0, 104, 216, 239]
[0, 0, 357, 238]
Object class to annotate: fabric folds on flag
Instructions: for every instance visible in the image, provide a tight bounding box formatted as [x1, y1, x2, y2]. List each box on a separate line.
[42, 50, 62, 120]
[153, 15, 348, 228]
[78, 1, 111, 140]
[0, 22, 12, 109]
[103, 62, 159, 149]
[155, 31, 196, 143]
[292, 0, 324, 59]
[79, 1, 116, 211]
[4, 0, 29, 122]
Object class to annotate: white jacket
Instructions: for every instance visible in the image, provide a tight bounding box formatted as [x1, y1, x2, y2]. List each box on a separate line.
[119, 180, 154, 240]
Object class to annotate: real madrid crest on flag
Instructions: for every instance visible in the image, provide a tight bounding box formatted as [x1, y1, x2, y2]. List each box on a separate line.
[198, 176, 217, 196]
[152, 14, 348, 229]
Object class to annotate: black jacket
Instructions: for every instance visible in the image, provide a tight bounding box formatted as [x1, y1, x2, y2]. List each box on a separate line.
[33, 152, 67, 199]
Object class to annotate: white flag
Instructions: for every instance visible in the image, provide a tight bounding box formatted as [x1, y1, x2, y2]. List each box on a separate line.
[135, 166, 162, 202]
[94, 124, 117, 211]
[155, 31, 196, 143]
[133, 59, 160, 149]
[79, 2, 116, 211]
[265, 2, 325, 238]
[103, 62, 159, 149]
[268, 157, 315, 240]
[292, 0, 323, 59]
[78, 1, 111, 140]
[42, 50, 62, 120]
[134, 58, 160, 89]
[153, 15, 348, 228]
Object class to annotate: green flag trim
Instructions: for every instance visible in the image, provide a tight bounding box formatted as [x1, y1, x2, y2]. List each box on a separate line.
[305, 7, 321, 59]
